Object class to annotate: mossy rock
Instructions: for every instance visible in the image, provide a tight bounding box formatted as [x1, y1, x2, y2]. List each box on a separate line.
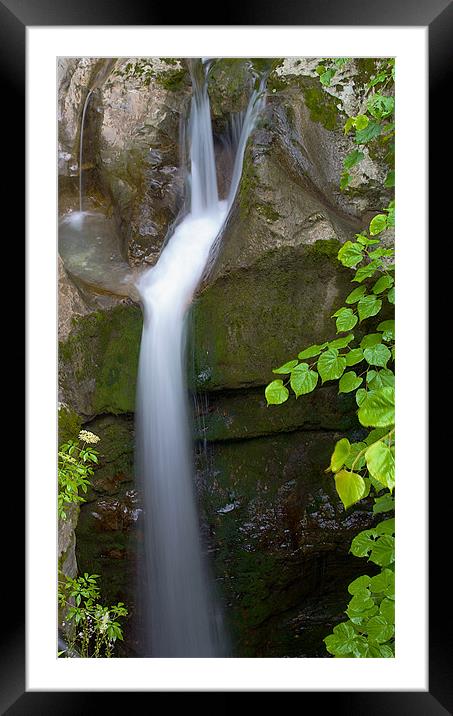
[59, 303, 143, 418]
[188, 240, 351, 391]
[58, 404, 82, 445]
[192, 384, 356, 442]
[198, 428, 375, 656]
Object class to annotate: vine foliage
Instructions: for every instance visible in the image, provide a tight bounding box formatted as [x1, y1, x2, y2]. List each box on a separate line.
[265, 58, 395, 658]
[58, 573, 128, 658]
[58, 430, 100, 520]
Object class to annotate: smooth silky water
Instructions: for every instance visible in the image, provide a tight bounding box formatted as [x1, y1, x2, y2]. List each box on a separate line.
[135, 60, 265, 657]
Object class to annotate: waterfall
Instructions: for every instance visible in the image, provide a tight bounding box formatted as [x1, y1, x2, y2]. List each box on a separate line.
[135, 59, 265, 657]
[79, 88, 93, 212]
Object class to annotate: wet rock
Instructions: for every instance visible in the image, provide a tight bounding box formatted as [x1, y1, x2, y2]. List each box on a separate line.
[189, 240, 352, 391]
[192, 385, 356, 442]
[198, 428, 376, 656]
[58, 503, 79, 580]
[59, 303, 143, 418]
[58, 256, 91, 342]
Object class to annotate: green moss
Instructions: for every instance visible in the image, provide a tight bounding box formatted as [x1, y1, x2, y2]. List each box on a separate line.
[59, 304, 143, 416]
[299, 77, 341, 131]
[237, 150, 259, 220]
[208, 59, 255, 116]
[255, 203, 280, 222]
[58, 405, 82, 446]
[352, 58, 382, 91]
[188, 239, 350, 391]
[84, 414, 135, 495]
[200, 429, 366, 656]
[193, 385, 356, 443]
[155, 67, 188, 91]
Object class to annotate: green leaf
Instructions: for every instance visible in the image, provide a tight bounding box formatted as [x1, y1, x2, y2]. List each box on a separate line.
[367, 93, 394, 119]
[334, 469, 367, 509]
[368, 643, 394, 658]
[370, 568, 395, 598]
[367, 368, 394, 390]
[368, 248, 394, 260]
[324, 622, 361, 657]
[328, 334, 355, 349]
[377, 319, 395, 342]
[353, 262, 379, 283]
[366, 430, 393, 450]
[358, 294, 382, 321]
[360, 333, 382, 349]
[363, 343, 391, 367]
[356, 234, 380, 246]
[373, 493, 395, 514]
[355, 121, 382, 144]
[348, 575, 371, 595]
[344, 441, 367, 470]
[272, 359, 299, 374]
[356, 388, 367, 406]
[344, 117, 355, 134]
[385, 203, 395, 227]
[338, 241, 364, 268]
[387, 287, 395, 304]
[340, 171, 350, 190]
[350, 530, 376, 557]
[320, 68, 336, 86]
[354, 114, 369, 130]
[339, 371, 363, 393]
[265, 380, 289, 406]
[346, 285, 367, 304]
[365, 440, 395, 491]
[366, 615, 394, 643]
[298, 343, 327, 359]
[330, 438, 351, 472]
[370, 535, 395, 566]
[358, 387, 395, 427]
[344, 149, 365, 170]
[345, 348, 364, 366]
[347, 593, 378, 622]
[290, 364, 318, 397]
[369, 214, 388, 236]
[333, 307, 358, 332]
[367, 71, 388, 89]
[372, 275, 394, 295]
[317, 348, 347, 382]
[384, 170, 395, 188]
[380, 598, 395, 623]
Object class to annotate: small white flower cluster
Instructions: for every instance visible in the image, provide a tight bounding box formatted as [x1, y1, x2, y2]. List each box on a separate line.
[78, 430, 100, 445]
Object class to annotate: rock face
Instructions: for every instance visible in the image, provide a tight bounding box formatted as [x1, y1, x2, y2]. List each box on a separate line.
[58, 57, 393, 657]
[198, 428, 376, 656]
[59, 302, 142, 419]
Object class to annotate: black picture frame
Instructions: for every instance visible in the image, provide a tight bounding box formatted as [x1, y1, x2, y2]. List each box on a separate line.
[4, 0, 445, 711]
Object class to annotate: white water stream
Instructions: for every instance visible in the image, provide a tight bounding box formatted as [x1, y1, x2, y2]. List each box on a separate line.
[135, 60, 265, 656]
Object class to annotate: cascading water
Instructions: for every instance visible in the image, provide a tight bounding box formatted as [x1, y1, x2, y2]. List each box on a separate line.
[79, 88, 93, 212]
[135, 59, 265, 657]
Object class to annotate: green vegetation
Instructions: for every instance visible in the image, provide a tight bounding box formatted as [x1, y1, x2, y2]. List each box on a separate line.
[265, 59, 395, 658]
[315, 58, 395, 190]
[113, 59, 188, 90]
[58, 431, 100, 520]
[58, 572, 128, 657]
